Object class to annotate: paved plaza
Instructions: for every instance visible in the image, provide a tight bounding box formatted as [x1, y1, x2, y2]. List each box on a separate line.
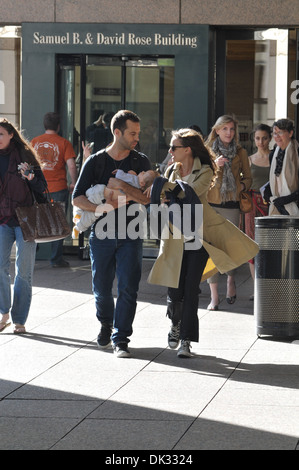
[1, 253, 299, 451]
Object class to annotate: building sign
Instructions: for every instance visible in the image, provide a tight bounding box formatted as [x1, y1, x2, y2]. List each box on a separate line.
[21, 23, 210, 139]
[32, 31, 198, 49]
[22, 23, 207, 55]
[94, 87, 120, 96]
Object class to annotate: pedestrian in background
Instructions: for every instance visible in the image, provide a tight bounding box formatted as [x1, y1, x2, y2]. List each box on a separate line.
[32, 112, 78, 267]
[245, 124, 271, 299]
[205, 115, 252, 310]
[264, 118, 299, 216]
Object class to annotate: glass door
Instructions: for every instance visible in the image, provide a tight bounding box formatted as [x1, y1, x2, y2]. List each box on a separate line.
[84, 55, 174, 168]
[57, 54, 175, 257]
[217, 29, 297, 156]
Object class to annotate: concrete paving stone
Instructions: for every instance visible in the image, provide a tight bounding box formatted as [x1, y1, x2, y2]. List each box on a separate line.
[135, 300, 167, 316]
[52, 418, 194, 450]
[199, 309, 255, 329]
[0, 417, 81, 450]
[7, 319, 96, 344]
[30, 297, 88, 318]
[26, 316, 98, 341]
[0, 398, 101, 418]
[240, 348, 299, 365]
[131, 329, 169, 346]
[144, 347, 249, 375]
[199, 403, 299, 442]
[133, 310, 169, 328]
[206, 386, 299, 407]
[174, 416, 298, 450]
[108, 370, 226, 408]
[194, 333, 257, 351]
[56, 343, 166, 371]
[1, 345, 75, 386]
[89, 399, 200, 421]
[226, 363, 299, 390]
[0, 380, 24, 400]
[251, 337, 299, 351]
[8, 359, 144, 401]
[0, 329, 17, 346]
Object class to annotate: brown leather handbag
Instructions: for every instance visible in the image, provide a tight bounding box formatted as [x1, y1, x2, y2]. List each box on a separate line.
[239, 191, 253, 213]
[15, 194, 71, 243]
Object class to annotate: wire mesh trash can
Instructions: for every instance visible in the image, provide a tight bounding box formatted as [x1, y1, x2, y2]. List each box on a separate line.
[254, 216, 299, 338]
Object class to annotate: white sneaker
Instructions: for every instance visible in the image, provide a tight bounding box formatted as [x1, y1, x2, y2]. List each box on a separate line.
[177, 340, 192, 358]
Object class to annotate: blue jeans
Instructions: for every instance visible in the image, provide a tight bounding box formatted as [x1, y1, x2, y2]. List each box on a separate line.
[89, 231, 143, 345]
[0, 225, 36, 325]
[49, 189, 69, 265]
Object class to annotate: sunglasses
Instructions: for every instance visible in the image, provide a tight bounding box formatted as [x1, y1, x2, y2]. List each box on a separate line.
[170, 145, 184, 151]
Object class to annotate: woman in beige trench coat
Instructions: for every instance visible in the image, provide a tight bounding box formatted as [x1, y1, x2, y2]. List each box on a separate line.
[148, 128, 258, 358]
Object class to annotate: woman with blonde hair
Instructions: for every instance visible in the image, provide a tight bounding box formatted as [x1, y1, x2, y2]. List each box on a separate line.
[205, 115, 252, 310]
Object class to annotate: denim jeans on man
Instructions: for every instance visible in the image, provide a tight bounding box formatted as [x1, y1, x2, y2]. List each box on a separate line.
[0, 224, 36, 325]
[49, 188, 69, 265]
[89, 231, 143, 345]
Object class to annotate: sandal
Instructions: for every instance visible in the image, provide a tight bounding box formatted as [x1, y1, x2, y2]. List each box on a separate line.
[207, 303, 219, 311]
[226, 280, 237, 304]
[0, 319, 11, 332]
[13, 324, 26, 335]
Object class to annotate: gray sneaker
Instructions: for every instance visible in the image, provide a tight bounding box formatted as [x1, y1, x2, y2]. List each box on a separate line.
[177, 340, 192, 358]
[113, 343, 131, 358]
[168, 321, 181, 349]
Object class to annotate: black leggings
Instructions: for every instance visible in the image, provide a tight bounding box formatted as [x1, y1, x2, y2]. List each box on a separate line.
[168, 246, 209, 342]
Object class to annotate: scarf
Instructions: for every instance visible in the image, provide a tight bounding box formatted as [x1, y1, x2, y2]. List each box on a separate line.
[212, 137, 237, 202]
[269, 139, 299, 216]
[274, 148, 285, 176]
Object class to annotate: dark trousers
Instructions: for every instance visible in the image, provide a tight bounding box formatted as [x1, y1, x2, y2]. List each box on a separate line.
[168, 245, 209, 342]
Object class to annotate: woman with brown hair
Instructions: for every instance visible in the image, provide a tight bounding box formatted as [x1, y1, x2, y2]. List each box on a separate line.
[0, 118, 47, 334]
[148, 128, 258, 357]
[245, 124, 271, 299]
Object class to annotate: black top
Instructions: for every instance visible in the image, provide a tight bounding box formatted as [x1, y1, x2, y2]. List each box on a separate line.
[73, 149, 151, 233]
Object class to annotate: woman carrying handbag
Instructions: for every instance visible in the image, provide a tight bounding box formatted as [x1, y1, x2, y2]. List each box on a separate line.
[0, 118, 47, 334]
[205, 115, 252, 311]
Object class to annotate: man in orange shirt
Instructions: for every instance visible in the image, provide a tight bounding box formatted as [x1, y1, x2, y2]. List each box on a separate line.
[32, 112, 78, 267]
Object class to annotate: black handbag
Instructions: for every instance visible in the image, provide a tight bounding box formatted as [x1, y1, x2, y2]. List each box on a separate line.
[15, 191, 71, 243]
